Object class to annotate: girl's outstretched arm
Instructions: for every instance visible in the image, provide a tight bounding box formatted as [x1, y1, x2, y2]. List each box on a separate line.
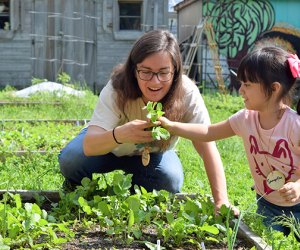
[159, 118, 235, 142]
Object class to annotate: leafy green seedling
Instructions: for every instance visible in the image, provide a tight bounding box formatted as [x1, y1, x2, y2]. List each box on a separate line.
[143, 101, 170, 140]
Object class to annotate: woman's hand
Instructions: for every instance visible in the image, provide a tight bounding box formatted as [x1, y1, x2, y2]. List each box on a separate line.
[114, 119, 157, 144]
[215, 202, 240, 218]
[84, 120, 157, 156]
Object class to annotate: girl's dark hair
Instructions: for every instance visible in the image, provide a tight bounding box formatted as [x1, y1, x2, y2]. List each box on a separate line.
[237, 46, 299, 114]
[111, 29, 185, 122]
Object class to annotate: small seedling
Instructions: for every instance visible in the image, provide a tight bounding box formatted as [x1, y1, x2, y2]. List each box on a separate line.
[31, 77, 48, 85]
[57, 72, 71, 85]
[143, 101, 170, 140]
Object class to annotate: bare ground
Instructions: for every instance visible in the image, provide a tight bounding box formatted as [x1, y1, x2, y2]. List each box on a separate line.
[61, 225, 253, 250]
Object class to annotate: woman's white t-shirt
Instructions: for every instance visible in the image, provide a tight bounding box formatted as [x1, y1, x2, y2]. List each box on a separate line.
[88, 75, 210, 157]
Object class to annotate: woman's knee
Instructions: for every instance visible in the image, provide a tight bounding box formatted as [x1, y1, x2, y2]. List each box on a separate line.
[58, 145, 85, 178]
[162, 171, 183, 193]
[149, 151, 184, 193]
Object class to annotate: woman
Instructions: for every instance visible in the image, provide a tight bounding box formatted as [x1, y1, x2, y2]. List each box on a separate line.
[59, 29, 231, 212]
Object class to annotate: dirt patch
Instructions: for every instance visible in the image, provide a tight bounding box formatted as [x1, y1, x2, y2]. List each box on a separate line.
[61, 225, 253, 250]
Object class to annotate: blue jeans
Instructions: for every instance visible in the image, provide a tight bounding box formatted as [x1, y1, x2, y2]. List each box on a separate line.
[58, 128, 184, 193]
[257, 194, 300, 238]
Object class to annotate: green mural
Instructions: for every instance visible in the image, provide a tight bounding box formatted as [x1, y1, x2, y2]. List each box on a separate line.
[203, 0, 275, 58]
[203, 0, 275, 92]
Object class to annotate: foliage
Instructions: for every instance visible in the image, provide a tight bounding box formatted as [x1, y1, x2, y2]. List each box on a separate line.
[51, 174, 233, 248]
[0, 192, 73, 249]
[31, 77, 47, 85]
[0, 87, 299, 248]
[0, 122, 80, 152]
[274, 213, 300, 242]
[0, 90, 97, 120]
[0, 173, 238, 249]
[56, 72, 71, 85]
[143, 101, 170, 140]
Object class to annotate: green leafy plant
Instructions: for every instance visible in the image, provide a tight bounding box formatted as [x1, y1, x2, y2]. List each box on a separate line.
[31, 77, 47, 85]
[0, 192, 73, 249]
[2, 87, 300, 248]
[273, 213, 300, 241]
[56, 72, 71, 85]
[143, 101, 170, 140]
[53, 174, 231, 248]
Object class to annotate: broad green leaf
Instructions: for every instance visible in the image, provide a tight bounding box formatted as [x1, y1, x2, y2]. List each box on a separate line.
[200, 224, 219, 235]
[132, 228, 142, 239]
[13, 194, 22, 209]
[97, 201, 111, 216]
[126, 196, 140, 212]
[128, 209, 134, 228]
[78, 197, 92, 215]
[166, 211, 174, 224]
[157, 102, 162, 111]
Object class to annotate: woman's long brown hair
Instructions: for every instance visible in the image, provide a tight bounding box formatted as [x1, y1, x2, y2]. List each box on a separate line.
[111, 29, 186, 123]
[111, 29, 187, 150]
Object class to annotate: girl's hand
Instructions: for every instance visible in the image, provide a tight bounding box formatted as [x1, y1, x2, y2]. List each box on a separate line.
[114, 119, 157, 144]
[158, 116, 173, 130]
[279, 181, 300, 203]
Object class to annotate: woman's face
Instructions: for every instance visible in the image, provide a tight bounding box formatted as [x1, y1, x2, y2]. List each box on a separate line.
[136, 51, 174, 103]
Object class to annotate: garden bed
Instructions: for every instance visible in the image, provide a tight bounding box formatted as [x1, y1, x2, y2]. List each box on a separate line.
[60, 226, 253, 250]
[0, 189, 271, 250]
[1, 91, 296, 249]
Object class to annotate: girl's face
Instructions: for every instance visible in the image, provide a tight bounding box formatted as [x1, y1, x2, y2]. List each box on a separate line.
[239, 81, 268, 111]
[136, 51, 174, 103]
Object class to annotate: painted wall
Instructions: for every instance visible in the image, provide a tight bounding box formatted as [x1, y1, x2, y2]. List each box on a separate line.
[203, 0, 300, 93]
[272, 0, 300, 28]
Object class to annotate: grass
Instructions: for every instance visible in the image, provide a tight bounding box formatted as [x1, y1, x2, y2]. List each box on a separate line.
[0, 86, 299, 248]
[0, 88, 97, 119]
[179, 93, 255, 212]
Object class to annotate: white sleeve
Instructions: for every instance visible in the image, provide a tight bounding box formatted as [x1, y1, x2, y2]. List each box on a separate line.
[182, 75, 211, 125]
[88, 81, 121, 130]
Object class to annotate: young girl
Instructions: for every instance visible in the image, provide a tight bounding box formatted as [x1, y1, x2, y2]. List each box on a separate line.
[160, 46, 300, 236]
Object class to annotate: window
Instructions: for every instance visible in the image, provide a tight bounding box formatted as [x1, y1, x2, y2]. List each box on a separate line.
[0, 0, 10, 30]
[119, 1, 142, 30]
[113, 0, 144, 40]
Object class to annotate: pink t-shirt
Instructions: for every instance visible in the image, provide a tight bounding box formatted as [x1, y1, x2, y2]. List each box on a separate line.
[229, 108, 300, 207]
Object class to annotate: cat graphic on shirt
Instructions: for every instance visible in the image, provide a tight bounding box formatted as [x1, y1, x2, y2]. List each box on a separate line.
[249, 135, 296, 194]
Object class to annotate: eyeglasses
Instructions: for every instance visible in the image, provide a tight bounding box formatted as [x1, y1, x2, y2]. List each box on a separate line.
[136, 69, 174, 82]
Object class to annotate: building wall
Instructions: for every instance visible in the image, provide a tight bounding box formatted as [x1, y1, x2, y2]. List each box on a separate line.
[175, 0, 202, 44]
[0, 0, 32, 89]
[175, 0, 300, 93]
[203, 0, 300, 92]
[0, 0, 169, 92]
